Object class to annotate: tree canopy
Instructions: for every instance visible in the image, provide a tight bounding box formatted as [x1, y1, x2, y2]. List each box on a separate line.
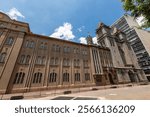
[121, 0, 150, 28]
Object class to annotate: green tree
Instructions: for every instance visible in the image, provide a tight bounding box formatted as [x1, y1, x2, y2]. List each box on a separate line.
[121, 0, 150, 28]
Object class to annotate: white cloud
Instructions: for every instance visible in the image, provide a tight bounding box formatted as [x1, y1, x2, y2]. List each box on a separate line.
[93, 37, 98, 44]
[77, 26, 85, 32]
[6, 8, 25, 20]
[50, 22, 75, 40]
[79, 37, 87, 44]
[79, 36, 98, 44]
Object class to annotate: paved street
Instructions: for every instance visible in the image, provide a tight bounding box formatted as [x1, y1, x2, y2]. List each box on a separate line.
[36, 84, 150, 100]
[67, 85, 150, 100]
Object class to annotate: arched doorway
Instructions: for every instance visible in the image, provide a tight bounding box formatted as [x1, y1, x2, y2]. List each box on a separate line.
[108, 73, 114, 84]
[128, 70, 136, 82]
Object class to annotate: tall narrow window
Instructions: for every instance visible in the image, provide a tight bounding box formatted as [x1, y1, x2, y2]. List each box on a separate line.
[49, 72, 57, 83]
[55, 58, 59, 65]
[56, 45, 60, 52]
[25, 40, 29, 47]
[74, 59, 76, 66]
[44, 43, 47, 49]
[67, 47, 70, 53]
[73, 48, 76, 53]
[52, 44, 56, 51]
[63, 58, 67, 66]
[0, 52, 6, 63]
[75, 73, 80, 82]
[41, 56, 46, 65]
[26, 55, 30, 64]
[13, 72, 25, 84]
[67, 58, 70, 66]
[30, 41, 35, 48]
[36, 56, 42, 64]
[77, 59, 80, 66]
[5, 37, 14, 45]
[20, 55, 25, 64]
[83, 60, 88, 67]
[50, 57, 55, 65]
[76, 48, 79, 53]
[85, 73, 90, 81]
[63, 73, 69, 82]
[118, 46, 126, 65]
[33, 72, 42, 83]
[64, 46, 67, 53]
[39, 42, 44, 49]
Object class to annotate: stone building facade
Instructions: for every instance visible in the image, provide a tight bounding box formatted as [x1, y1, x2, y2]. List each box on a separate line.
[111, 14, 150, 80]
[0, 12, 147, 94]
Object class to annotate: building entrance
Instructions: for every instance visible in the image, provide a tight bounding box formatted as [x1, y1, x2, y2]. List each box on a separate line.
[128, 70, 136, 82]
[108, 73, 115, 84]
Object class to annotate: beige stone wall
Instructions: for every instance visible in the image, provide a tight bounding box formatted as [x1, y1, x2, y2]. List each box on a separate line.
[0, 12, 147, 94]
[0, 32, 25, 93]
[8, 34, 95, 93]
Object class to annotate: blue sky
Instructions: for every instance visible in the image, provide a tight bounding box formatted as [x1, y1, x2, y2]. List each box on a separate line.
[0, 0, 125, 43]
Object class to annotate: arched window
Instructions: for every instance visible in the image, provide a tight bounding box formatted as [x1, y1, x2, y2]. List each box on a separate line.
[64, 46, 67, 53]
[41, 56, 46, 65]
[85, 73, 90, 81]
[56, 45, 60, 52]
[73, 48, 76, 53]
[67, 58, 70, 66]
[63, 58, 67, 66]
[50, 57, 55, 65]
[44, 43, 47, 49]
[0, 52, 6, 63]
[84, 60, 88, 67]
[52, 44, 56, 51]
[13, 72, 25, 84]
[25, 40, 29, 47]
[49, 72, 57, 83]
[77, 59, 80, 66]
[74, 59, 76, 66]
[20, 55, 25, 64]
[63, 73, 69, 82]
[55, 58, 58, 65]
[5, 37, 14, 45]
[36, 56, 42, 64]
[76, 48, 79, 53]
[39, 42, 44, 49]
[30, 41, 35, 48]
[26, 55, 30, 64]
[67, 47, 70, 53]
[75, 73, 80, 82]
[33, 72, 42, 83]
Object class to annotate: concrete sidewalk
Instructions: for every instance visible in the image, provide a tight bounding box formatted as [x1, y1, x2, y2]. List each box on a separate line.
[0, 82, 148, 100]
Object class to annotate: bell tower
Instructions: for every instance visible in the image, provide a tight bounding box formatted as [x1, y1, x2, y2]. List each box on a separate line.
[96, 22, 112, 47]
[86, 35, 93, 45]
